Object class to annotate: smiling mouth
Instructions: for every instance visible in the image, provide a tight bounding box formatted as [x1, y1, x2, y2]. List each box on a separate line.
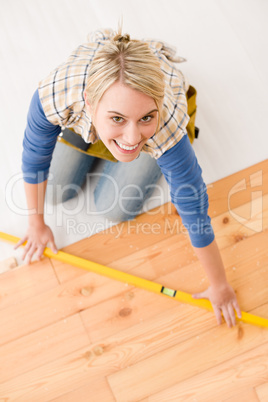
[114, 140, 139, 151]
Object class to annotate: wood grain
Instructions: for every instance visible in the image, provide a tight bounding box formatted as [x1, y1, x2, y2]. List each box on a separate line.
[0, 159, 267, 401]
[255, 382, 268, 402]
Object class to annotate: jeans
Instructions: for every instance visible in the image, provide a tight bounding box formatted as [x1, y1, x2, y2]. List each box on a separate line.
[46, 139, 162, 222]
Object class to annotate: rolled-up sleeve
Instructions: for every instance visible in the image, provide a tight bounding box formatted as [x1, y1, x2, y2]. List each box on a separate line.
[157, 134, 215, 247]
[22, 89, 61, 184]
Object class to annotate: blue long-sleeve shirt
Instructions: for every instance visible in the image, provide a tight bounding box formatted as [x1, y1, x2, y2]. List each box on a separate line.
[22, 90, 61, 183]
[156, 134, 215, 247]
[22, 89, 215, 248]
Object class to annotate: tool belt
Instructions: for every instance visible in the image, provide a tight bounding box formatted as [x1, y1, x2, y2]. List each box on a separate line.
[57, 85, 199, 162]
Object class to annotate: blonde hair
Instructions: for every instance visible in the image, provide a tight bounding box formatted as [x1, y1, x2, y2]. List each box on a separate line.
[85, 27, 165, 133]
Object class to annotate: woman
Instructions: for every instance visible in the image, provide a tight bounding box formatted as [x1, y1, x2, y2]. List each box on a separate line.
[15, 28, 241, 327]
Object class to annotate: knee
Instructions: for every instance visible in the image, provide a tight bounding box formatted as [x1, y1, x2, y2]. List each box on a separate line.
[45, 182, 82, 205]
[99, 209, 137, 222]
[94, 191, 141, 222]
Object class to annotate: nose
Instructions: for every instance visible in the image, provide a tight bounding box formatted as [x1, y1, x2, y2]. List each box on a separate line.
[123, 122, 142, 145]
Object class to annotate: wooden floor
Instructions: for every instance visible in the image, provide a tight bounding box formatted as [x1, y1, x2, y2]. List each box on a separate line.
[0, 160, 267, 401]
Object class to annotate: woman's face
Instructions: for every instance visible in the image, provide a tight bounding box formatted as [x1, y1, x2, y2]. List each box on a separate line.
[85, 81, 159, 162]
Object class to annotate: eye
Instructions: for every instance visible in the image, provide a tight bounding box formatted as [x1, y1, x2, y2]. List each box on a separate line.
[112, 116, 124, 123]
[141, 115, 153, 122]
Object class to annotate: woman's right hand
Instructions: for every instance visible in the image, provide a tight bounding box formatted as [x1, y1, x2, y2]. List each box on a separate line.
[14, 221, 58, 264]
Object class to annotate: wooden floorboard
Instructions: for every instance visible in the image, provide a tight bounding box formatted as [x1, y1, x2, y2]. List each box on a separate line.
[255, 382, 268, 402]
[0, 159, 267, 401]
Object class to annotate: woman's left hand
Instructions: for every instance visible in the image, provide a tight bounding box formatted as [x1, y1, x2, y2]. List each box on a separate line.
[192, 283, 242, 328]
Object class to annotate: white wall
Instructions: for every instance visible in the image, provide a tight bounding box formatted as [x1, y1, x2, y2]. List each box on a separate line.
[1, 0, 267, 266]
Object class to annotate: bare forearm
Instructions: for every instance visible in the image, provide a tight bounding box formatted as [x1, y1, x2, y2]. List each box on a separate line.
[193, 239, 227, 288]
[24, 180, 48, 224]
[192, 239, 241, 327]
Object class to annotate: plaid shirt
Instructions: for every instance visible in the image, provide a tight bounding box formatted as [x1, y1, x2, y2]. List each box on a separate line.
[39, 29, 189, 159]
